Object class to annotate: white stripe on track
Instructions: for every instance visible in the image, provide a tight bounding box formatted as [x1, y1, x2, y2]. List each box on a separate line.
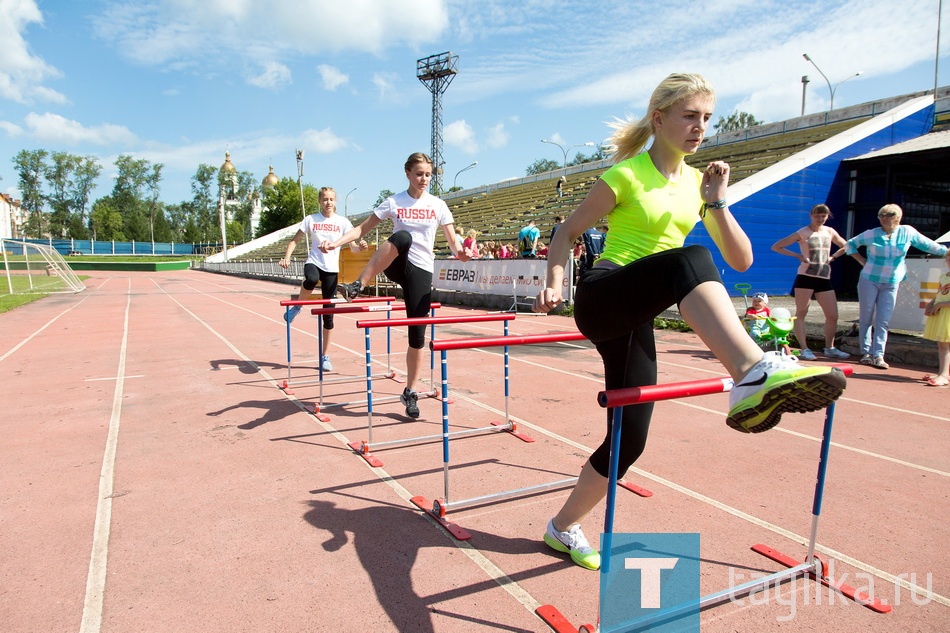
[80, 278, 131, 633]
[0, 291, 93, 362]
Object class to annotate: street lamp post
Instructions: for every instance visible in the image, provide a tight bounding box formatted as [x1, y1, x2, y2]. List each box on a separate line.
[453, 161, 478, 189]
[802, 53, 863, 112]
[801, 75, 810, 116]
[296, 149, 309, 251]
[541, 140, 595, 168]
[344, 187, 357, 216]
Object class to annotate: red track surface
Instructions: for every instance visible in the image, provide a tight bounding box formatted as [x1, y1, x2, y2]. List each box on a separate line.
[1, 270, 947, 632]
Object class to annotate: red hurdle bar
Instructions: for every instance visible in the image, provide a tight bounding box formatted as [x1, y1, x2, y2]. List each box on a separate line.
[305, 303, 442, 420]
[412, 330, 651, 541]
[280, 296, 396, 393]
[346, 313, 518, 467]
[538, 364, 889, 633]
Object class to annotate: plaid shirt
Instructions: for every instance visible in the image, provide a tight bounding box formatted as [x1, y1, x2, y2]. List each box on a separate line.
[845, 225, 948, 284]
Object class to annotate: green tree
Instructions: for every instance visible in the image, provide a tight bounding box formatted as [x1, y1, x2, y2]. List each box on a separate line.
[714, 111, 764, 133]
[73, 155, 102, 230]
[144, 163, 164, 243]
[13, 149, 48, 238]
[190, 164, 218, 241]
[44, 151, 80, 238]
[525, 158, 561, 176]
[111, 155, 152, 241]
[89, 198, 125, 241]
[256, 177, 320, 237]
[374, 189, 395, 207]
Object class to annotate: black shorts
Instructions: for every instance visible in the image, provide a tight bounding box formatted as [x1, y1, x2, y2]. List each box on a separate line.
[792, 274, 834, 294]
[385, 231, 433, 349]
[303, 264, 339, 328]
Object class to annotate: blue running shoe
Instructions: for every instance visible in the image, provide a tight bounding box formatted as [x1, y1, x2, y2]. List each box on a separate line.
[284, 305, 302, 323]
[321, 355, 333, 372]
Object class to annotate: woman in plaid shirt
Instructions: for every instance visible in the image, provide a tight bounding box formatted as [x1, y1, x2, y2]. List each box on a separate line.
[831, 204, 948, 369]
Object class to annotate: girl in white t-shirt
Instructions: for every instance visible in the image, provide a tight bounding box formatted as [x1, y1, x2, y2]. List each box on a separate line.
[321, 152, 470, 419]
[279, 187, 367, 371]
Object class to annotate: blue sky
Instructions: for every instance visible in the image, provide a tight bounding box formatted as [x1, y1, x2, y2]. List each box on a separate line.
[1, 0, 948, 218]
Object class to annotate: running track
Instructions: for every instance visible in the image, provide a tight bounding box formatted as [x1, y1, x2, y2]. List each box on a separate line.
[1, 270, 947, 632]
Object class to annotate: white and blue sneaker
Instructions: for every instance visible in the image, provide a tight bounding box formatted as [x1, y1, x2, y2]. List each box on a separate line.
[823, 347, 850, 359]
[321, 355, 333, 372]
[727, 351, 846, 433]
[284, 305, 302, 323]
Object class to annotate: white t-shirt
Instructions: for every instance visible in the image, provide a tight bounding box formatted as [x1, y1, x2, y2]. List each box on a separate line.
[300, 213, 355, 273]
[373, 190, 454, 272]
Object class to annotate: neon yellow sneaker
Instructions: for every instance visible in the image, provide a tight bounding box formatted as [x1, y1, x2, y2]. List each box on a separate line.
[728, 351, 846, 433]
[543, 519, 601, 571]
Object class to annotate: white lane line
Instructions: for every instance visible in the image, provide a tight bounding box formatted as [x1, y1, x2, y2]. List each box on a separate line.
[80, 279, 131, 633]
[85, 375, 144, 382]
[446, 390, 950, 608]
[0, 292, 93, 362]
[148, 278, 546, 618]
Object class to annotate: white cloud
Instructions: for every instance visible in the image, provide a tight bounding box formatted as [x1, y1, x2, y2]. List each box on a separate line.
[247, 61, 292, 90]
[0, 120, 24, 137]
[485, 122, 509, 149]
[0, 0, 67, 104]
[444, 120, 478, 154]
[22, 112, 138, 145]
[317, 64, 349, 91]
[372, 72, 405, 104]
[94, 0, 449, 70]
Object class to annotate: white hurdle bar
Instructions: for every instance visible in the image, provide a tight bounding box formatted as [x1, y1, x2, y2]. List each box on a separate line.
[346, 313, 518, 467]
[307, 303, 442, 420]
[279, 295, 397, 393]
[411, 330, 652, 542]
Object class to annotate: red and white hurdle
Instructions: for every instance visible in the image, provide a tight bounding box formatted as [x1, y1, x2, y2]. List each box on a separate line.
[537, 364, 890, 633]
[347, 313, 519, 467]
[410, 330, 652, 541]
[279, 295, 397, 393]
[305, 302, 441, 420]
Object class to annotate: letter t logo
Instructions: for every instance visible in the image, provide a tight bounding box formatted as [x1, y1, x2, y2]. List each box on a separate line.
[625, 558, 679, 608]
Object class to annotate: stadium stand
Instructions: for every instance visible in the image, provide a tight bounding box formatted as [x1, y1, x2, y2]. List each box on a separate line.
[234, 116, 868, 261]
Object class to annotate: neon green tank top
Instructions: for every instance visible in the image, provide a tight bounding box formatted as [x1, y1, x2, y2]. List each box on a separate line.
[598, 152, 704, 266]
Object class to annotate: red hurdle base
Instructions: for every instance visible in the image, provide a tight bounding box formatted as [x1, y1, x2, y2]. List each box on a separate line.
[751, 544, 892, 613]
[409, 496, 472, 540]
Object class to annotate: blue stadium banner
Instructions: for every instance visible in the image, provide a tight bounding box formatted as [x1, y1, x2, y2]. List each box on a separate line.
[600, 533, 700, 633]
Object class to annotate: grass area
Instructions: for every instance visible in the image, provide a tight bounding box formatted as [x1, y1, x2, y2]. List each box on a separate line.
[0, 273, 85, 314]
[63, 255, 203, 263]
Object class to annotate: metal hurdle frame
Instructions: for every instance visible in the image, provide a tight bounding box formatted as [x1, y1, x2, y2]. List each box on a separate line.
[411, 331, 653, 541]
[279, 296, 397, 393]
[306, 303, 442, 420]
[347, 313, 519, 467]
[536, 365, 891, 633]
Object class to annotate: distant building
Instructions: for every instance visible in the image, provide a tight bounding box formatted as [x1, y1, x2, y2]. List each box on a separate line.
[0, 192, 25, 240]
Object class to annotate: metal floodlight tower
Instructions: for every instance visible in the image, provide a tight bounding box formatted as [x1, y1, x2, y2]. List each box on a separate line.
[417, 51, 459, 194]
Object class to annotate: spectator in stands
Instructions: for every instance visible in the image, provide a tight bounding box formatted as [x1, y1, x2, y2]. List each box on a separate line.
[483, 240, 496, 259]
[536, 240, 548, 258]
[278, 187, 367, 372]
[462, 228, 480, 259]
[579, 225, 606, 274]
[771, 204, 861, 360]
[550, 215, 565, 242]
[831, 203, 948, 369]
[321, 152, 470, 419]
[518, 219, 540, 258]
[556, 176, 566, 197]
[533, 72, 845, 571]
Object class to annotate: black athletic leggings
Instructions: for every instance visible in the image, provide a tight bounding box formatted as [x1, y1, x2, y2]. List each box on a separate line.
[574, 245, 722, 478]
[303, 264, 339, 329]
[384, 230, 433, 349]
